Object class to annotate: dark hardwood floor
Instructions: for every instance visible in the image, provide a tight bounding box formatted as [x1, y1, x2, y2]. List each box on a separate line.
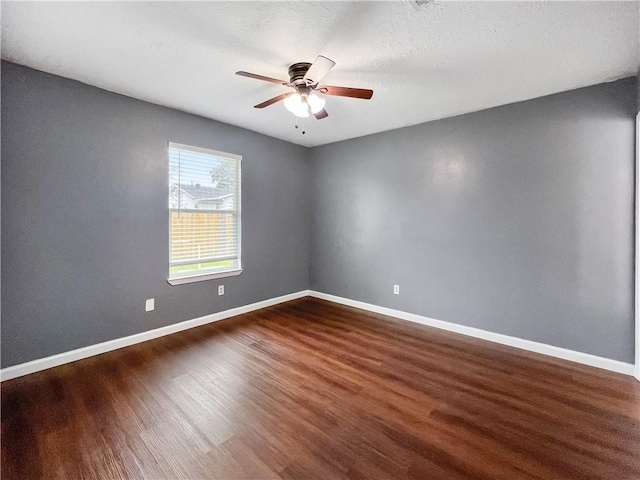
[2, 297, 639, 479]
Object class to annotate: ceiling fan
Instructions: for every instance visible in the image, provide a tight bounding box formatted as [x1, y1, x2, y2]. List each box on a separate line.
[236, 55, 373, 120]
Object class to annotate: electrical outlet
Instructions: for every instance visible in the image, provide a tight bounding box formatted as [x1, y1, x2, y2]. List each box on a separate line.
[393, 285, 400, 295]
[218, 285, 224, 296]
[145, 298, 155, 312]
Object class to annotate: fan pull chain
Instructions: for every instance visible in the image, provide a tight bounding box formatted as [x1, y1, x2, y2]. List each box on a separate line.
[294, 120, 306, 135]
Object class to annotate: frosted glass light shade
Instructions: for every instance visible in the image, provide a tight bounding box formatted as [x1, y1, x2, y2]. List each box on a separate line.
[283, 93, 310, 118]
[307, 93, 326, 114]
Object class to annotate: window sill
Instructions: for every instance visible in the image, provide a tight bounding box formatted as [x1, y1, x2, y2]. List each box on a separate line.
[167, 269, 243, 286]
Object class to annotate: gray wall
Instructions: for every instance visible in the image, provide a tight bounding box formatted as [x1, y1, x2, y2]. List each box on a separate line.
[310, 77, 637, 363]
[1, 61, 310, 368]
[2, 60, 636, 368]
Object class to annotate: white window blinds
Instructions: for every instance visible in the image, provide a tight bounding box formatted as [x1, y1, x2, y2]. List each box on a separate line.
[168, 142, 242, 283]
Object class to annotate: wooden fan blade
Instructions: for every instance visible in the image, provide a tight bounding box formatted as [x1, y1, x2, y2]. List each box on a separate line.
[236, 71, 290, 86]
[303, 56, 336, 85]
[314, 109, 329, 120]
[318, 85, 373, 100]
[254, 93, 291, 109]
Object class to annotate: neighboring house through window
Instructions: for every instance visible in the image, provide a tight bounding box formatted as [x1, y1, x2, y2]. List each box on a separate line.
[168, 142, 242, 285]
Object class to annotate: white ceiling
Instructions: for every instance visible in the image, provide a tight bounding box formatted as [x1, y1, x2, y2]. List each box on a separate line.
[2, 1, 638, 147]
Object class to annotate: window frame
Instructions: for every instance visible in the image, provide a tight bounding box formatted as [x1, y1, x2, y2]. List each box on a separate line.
[167, 142, 242, 286]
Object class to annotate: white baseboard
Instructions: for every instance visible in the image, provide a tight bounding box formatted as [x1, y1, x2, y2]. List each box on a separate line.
[308, 291, 636, 376]
[2, 289, 635, 381]
[0, 290, 309, 382]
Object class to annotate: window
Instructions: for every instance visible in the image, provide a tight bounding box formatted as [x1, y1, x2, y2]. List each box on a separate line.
[168, 142, 242, 285]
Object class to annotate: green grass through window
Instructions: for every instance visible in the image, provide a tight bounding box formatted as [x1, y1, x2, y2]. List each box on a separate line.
[170, 260, 233, 276]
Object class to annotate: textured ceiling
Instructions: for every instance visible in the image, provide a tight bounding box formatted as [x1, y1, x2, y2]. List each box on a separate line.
[2, 1, 638, 147]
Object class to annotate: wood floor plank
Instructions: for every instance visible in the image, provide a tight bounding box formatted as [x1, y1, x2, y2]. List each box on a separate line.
[2, 297, 639, 479]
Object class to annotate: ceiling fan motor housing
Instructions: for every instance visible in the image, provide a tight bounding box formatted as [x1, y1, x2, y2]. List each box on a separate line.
[288, 62, 312, 86]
